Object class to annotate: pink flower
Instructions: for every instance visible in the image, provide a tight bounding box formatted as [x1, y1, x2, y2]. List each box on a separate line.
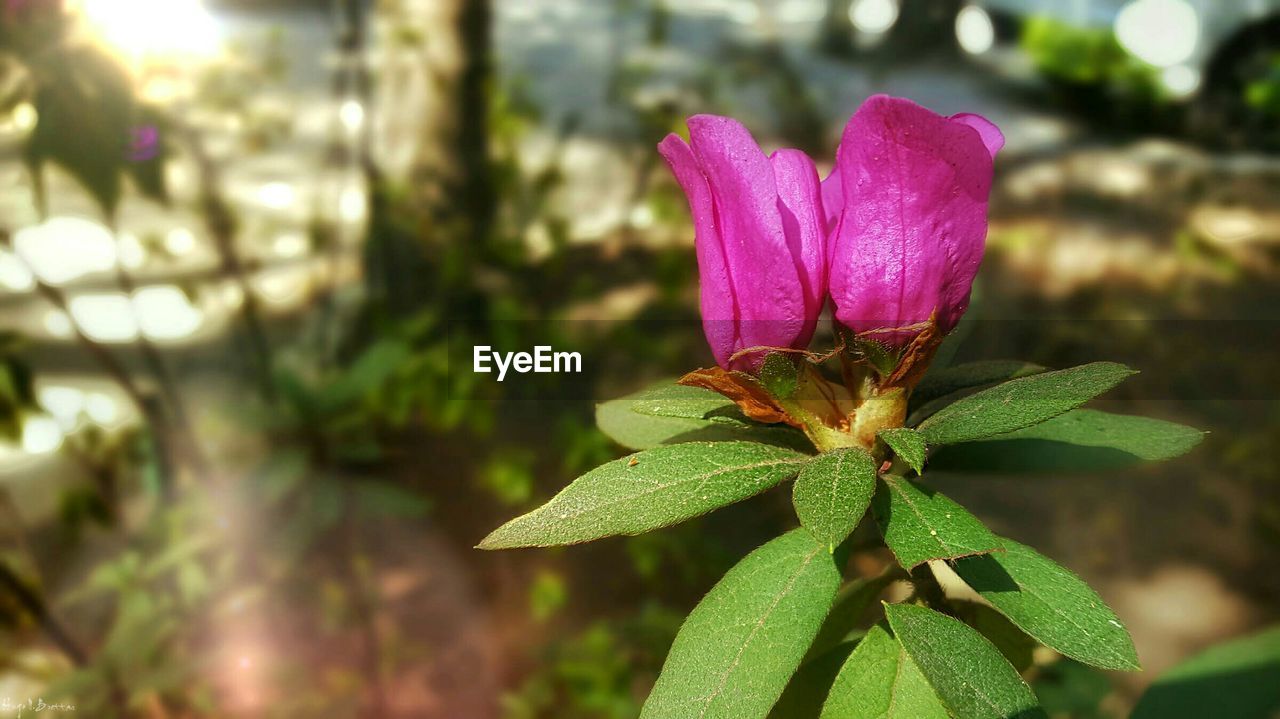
[825, 95, 1003, 347]
[659, 115, 826, 370]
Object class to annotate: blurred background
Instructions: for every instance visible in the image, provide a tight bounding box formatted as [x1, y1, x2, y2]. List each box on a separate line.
[0, 0, 1277, 716]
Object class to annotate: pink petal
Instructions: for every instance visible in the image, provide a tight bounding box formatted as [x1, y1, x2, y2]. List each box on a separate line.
[770, 148, 827, 350]
[686, 115, 807, 360]
[658, 133, 738, 367]
[829, 95, 996, 344]
[949, 112, 1005, 159]
[820, 158, 843, 236]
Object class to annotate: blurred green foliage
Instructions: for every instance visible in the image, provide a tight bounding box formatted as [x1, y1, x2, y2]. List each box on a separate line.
[0, 333, 35, 441]
[1244, 52, 1280, 115]
[503, 603, 681, 719]
[1021, 16, 1161, 102]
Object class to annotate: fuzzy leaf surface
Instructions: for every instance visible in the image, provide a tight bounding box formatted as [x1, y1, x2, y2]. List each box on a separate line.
[807, 572, 898, 661]
[953, 538, 1139, 670]
[886, 603, 1046, 719]
[917, 362, 1136, 446]
[952, 600, 1038, 673]
[819, 624, 948, 719]
[793, 447, 878, 549]
[630, 383, 742, 421]
[479, 442, 807, 549]
[596, 382, 808, 451]
[930, 409, 1203, 473]
[872, 476, 999, 569]
[879, 428, 927, 475]
[641, 530, 841, 719]
[911, 360, 1047, 410]
[769, 642, 857, 719]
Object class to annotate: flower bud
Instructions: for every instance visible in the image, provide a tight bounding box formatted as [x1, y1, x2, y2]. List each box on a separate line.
[825, 95, 1003, 347]
[659, 115, 826, 370]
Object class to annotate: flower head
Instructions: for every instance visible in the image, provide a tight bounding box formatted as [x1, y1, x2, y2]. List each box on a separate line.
[825, 95, 1003, 347]
[659, 115, 826, 370]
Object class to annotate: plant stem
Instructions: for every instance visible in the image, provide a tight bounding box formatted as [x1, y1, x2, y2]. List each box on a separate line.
[909, 563, 949, 611]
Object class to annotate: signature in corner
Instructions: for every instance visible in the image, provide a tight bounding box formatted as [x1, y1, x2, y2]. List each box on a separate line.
[0, 697, 77, 717]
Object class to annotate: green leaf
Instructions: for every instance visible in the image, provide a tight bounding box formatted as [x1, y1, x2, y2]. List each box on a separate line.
[596, 382, 809, 451]
[793, 447, 877, 549]
[760, 353, 799, 399]
[630, 383, 741, 421]
[912, 360, 1047, 410]
[26, 45, 136, 216]
[952, 600, 1038, 673]
[596, 393, 710, 449]
[807, 571, 899, 661]
[879, 428, 927, 475]
[952, 538, 1138, 670]
[929, 409, 1204, 474]
[769, 642, 856, 719]
[885, 603, 1046, 719]
[478, 442, 808, 549]
[1132, 625, 1280, 719]
[819, 624, 949, 719]
[872, 476, 1000, 569]
[640, 530, 841, 719]
[917, 362, 1136, 446]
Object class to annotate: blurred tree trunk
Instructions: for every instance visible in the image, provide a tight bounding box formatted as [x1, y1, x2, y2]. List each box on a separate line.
[889, 0, 960, 57]
[370, 0, 494, 316]
[413, 0, 493, 240]
[816, 0, 855, 58]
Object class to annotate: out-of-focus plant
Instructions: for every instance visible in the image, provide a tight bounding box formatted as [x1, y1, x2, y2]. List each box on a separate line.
[0, 332, 35, 441]
[0, 0, 168, 214]
[1130, 624, 1280, 718]
[1021, 16, 1162, 103]
[503, 603, 682, 719]
[1031, 659, 1115, 719]
[37, 491, 226, 715]
[1243, 52, 1280, 117]
[480, 96, 1204, 718]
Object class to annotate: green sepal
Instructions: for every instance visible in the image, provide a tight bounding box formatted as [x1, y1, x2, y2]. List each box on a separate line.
[760, 352, 800, 400]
